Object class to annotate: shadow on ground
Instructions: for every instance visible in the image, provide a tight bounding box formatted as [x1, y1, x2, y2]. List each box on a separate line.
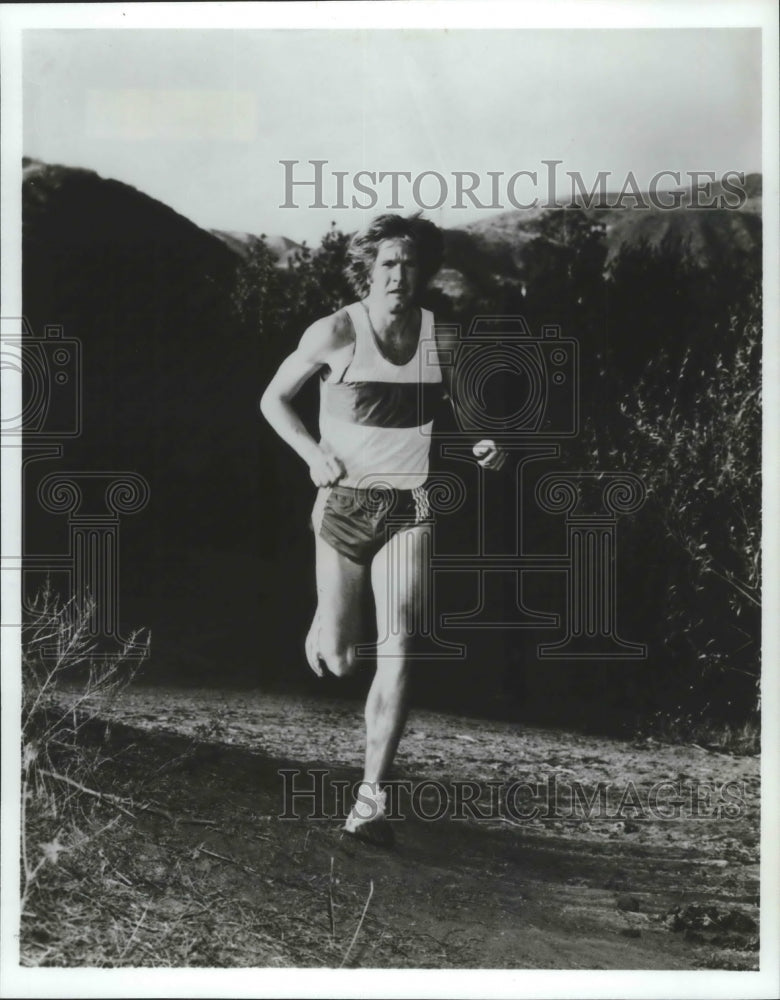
[21, 688, 759, 970]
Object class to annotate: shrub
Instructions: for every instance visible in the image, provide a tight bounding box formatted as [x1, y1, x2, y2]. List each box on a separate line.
[21, 584, 149, 915]
[614, 285, 761, 725]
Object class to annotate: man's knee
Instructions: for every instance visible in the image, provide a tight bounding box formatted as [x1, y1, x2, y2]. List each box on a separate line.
[321, 642, 358, 678]
[373, 653, 410, 682]
[374, 631, 414, 660]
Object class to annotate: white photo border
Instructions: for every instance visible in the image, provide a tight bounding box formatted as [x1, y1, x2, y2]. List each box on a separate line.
[2, 3, 778, 998]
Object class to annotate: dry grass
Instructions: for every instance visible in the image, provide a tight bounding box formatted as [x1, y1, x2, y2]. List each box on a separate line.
[635, 711, 760, 756]
[19, 586, 388, 968]
[21, 815, 301, 967]
[20, 741, 389, 968]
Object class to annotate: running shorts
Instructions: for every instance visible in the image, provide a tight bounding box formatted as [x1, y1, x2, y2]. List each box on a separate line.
[311, 483, 433, 564]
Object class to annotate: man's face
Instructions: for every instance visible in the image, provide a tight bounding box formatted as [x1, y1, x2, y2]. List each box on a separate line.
[368, 239, 420, 312]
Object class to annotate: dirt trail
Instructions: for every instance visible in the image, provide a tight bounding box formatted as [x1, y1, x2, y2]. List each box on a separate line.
[75, 686, 759, 969]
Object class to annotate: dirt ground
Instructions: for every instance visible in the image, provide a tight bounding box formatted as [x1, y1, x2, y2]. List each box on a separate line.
[22, 682, 758, 971]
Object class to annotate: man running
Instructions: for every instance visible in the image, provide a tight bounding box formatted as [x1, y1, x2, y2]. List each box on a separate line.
[260, 214, 505, 845]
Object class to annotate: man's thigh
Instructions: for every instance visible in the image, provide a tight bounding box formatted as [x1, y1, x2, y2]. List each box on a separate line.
[314, 531, 371, 655]
[371, 523, 433, 642]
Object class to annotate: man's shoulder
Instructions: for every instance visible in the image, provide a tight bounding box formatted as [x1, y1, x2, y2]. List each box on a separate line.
[299, 305, 357, 358]
[326, 305, 358, 346]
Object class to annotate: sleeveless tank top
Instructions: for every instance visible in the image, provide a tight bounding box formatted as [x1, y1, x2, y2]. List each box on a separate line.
[319, 302, 443, 490]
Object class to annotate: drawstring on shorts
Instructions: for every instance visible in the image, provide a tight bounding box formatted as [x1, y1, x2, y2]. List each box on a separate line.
[412, 485, 431, 523]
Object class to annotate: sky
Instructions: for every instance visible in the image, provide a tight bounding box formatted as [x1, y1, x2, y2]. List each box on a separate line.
[21, 27, 762, 244]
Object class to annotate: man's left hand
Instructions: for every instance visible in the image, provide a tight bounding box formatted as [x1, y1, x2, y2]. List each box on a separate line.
[472, 439, 507, 471]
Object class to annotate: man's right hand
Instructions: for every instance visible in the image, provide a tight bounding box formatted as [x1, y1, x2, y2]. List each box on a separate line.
[308, 448, 346, 487]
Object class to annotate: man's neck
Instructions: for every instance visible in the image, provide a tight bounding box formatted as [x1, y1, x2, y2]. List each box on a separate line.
[363, 296, 416, 337]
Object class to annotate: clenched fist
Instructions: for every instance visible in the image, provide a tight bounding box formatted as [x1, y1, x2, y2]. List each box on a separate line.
[473, 439, 507, 471]
[309, 448, 346, 487]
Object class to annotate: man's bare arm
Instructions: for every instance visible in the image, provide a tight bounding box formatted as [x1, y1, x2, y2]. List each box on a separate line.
[259, 313, 353, 486]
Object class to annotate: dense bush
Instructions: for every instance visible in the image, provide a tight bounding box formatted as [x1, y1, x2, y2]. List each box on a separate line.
[231, 224, 353, 362]
[611, 285, 761, 726]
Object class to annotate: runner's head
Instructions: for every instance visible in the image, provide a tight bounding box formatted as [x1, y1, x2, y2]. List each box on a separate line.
[347, 213, 444, 301]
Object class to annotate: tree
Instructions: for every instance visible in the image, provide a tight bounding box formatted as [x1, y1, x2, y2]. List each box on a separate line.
[522, 208, 608, 330]
[231, 224, 354, 355]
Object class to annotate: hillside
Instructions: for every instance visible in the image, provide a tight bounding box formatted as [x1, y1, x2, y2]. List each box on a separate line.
[210, 173, 761, 307]
[21, 158, 275, 673]
[439, 174, 762, 304]
[211, 228, 302, 266]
